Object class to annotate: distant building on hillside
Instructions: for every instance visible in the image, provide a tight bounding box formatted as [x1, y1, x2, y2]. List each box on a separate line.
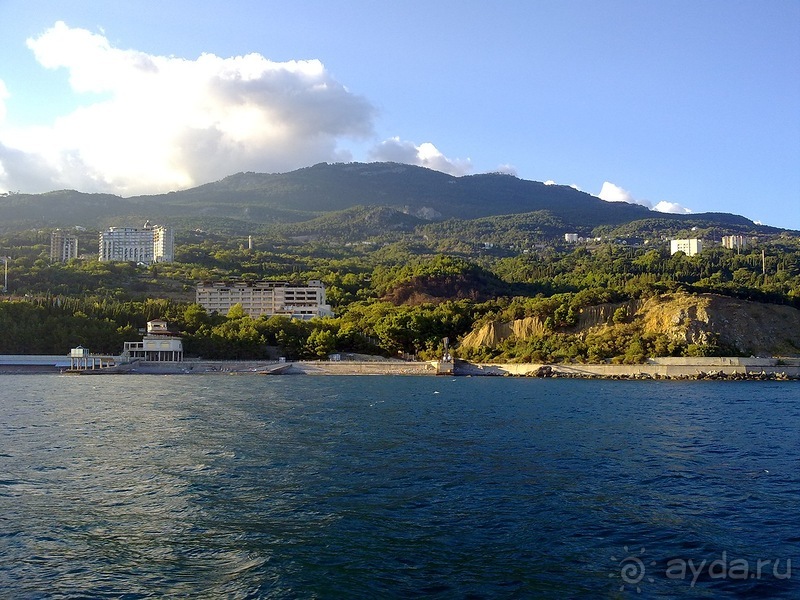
[50, 229, 79, 262]
[564, 233, 579, 243]
[196, 280, 333, 320]
[721, 235, 751, 251]
[670, 238, 703, 256]
[98, 221, 173, 264]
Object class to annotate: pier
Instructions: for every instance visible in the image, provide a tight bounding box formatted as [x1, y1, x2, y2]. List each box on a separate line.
[66, 346, 117, 372]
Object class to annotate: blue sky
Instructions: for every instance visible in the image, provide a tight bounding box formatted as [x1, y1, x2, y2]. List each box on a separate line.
[0, 0, 798, 229]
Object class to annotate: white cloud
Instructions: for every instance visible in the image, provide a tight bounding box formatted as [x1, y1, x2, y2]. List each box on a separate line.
[599, 181, 642, 205]
[494, 163, 518, 176]
[0, 21, 375, 195]
[543, 179, 581, 191]
[652, 200, 692, 214]
[598, 181, 692, 214]
[369, 137, 472, 176]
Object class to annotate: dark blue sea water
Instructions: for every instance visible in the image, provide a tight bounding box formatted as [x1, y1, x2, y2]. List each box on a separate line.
[0, 375, 798, 599]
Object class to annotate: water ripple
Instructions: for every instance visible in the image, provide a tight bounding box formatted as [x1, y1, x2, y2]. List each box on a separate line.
[0, 376, 798, 598]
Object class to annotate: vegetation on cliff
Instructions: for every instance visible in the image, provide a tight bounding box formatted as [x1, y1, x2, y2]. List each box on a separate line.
[459, 292, 800, 364]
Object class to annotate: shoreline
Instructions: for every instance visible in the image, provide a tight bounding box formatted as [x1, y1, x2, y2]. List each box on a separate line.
[2, 356, 798, 380]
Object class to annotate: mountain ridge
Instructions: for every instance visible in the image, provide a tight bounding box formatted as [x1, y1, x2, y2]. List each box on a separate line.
[0, 162, 790, 236]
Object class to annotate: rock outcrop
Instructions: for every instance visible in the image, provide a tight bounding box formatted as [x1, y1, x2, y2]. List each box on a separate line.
[639, 293, 800, 355]
[459, 292, 800, 357]
[460, 316, 547, 348]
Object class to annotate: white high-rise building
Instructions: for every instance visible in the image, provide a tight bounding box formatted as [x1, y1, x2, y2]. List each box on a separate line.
[98, 221, 174, 264]
[152, 225, 174, 262]
[721, 235, 750, 251]
[196, 280, 333, 319]
[670, 238, 703, 256]
[50, 230, 79, 262]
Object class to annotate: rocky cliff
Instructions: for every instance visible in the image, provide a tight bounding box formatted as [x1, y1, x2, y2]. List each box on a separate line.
[459, 293, 800, 357]
[639, 293, 800, 355]
[460, 316, 548, 348]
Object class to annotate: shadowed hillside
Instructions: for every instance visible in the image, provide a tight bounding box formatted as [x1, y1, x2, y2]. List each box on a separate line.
[0, 162, 786, 237]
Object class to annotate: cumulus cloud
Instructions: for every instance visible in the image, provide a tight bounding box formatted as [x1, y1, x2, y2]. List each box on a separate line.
[598, 181, 691, 214]
[544, 179, 582, 191]
[599, 181, 641, 205]
[652, 200, 692, 214]
[369, 137, 472, 176]
[494, 163, 518, 176]
[0, 21, 376, 195]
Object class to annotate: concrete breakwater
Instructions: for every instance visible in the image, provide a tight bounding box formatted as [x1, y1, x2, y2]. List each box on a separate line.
[2, 355, 798, 379]
[95, 357, 800, 379]
[124, 359, 439, 376]
[459, 357, 800, 380]
[0, 357, 439, 375]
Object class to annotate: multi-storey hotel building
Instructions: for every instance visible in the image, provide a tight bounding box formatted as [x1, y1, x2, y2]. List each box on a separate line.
[50, 229, 79, 262]
[98, 221, 174, 264]
[196, 280, 333, 319]
[152, 225, 175, 262]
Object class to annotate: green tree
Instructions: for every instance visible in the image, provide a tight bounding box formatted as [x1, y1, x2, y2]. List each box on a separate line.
[227, 303, 247, 319]
[306, 329, 337, 358]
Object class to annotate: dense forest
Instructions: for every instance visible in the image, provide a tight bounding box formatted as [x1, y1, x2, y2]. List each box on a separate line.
[1, 220, 799, 363]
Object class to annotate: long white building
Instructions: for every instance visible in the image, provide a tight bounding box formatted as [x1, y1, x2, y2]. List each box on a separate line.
[196, 280, 333, 319]
[99, 221, 174, 264]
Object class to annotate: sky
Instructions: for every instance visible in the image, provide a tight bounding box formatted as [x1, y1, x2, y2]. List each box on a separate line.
[0, 1, 798, 229]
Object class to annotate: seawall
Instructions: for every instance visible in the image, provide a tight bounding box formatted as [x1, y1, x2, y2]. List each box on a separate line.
[458, 357, 800, 379]
[2, 355, 798, 379]
[286, 361, 438, 375]
[120, 359, 437, 375]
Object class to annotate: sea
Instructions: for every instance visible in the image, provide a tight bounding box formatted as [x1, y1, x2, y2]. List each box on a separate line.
[1, 375, 798, 599]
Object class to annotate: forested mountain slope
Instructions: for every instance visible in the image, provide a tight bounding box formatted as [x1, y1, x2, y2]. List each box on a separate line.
[0, 162, 784, 237]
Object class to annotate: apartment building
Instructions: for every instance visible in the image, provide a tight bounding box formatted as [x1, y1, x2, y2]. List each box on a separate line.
[152, 225, 175, 262]
[670, 238, 703, 256]
[196, 280, 333, 319]
[98, 221, 174, 264]
[721, 235, 751, 251]
[50, 229, 79, 262]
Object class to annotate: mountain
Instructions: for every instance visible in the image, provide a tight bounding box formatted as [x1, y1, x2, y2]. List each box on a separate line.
[182, 162, 651, 223]
[0, 162, 787, 236]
